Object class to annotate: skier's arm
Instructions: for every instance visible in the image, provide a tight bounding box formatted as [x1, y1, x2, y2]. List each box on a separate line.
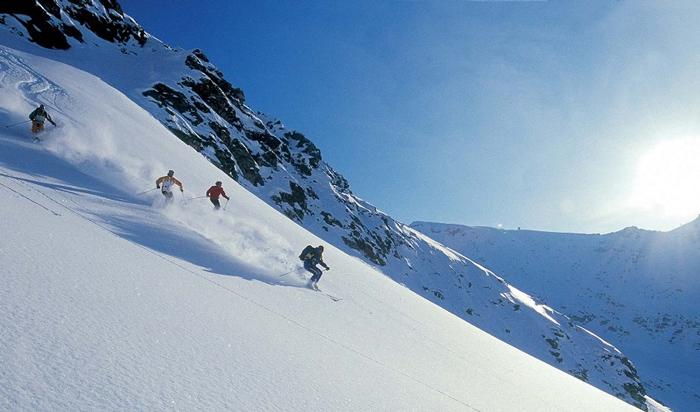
[156, 176, 164, 188]
[174, 177, 184, 191]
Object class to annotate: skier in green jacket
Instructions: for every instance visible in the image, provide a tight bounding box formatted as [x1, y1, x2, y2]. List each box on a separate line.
[29, 104, 56, 134]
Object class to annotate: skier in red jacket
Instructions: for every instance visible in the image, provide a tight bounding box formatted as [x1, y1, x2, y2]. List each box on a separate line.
[205, 181, 229, 210]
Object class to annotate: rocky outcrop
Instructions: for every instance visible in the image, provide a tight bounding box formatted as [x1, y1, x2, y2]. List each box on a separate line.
[1, 0, 146, 50]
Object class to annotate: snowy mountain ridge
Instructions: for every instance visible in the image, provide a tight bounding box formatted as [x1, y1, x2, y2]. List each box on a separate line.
[0, 1, 670, 409]
[410, 220, 700, 412]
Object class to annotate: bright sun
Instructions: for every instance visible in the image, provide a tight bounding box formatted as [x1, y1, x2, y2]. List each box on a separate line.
[630, 138, 700, 216]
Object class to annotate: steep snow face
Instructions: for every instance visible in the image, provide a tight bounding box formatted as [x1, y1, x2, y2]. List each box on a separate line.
[0, 45, 651, 412]
[0, 3, 661, 409]
[410, 221, 700, 412]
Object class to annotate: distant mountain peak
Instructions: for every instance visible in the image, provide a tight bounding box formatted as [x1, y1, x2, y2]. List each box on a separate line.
[669, 214, 700, 233]
[413, 219, 700, 411]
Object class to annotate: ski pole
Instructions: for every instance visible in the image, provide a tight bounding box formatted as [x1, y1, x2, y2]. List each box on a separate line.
[223, 198, 230, 210]
[188, 196, 208, 200]
[279, 267, 303, 277]
[5, 120, 31, 128]
[136, 187, 159, 196]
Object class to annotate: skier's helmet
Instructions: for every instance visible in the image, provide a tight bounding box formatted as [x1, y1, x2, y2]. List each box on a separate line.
[167, 170, 174, 176]
[318, 245, 324, 251]
[215, 181, 222, 186]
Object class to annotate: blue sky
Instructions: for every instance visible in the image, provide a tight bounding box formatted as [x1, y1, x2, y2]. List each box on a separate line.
[119, 0, 700, 234]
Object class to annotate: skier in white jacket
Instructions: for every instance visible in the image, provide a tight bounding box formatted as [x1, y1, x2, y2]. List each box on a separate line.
[155, 169, 183, 205]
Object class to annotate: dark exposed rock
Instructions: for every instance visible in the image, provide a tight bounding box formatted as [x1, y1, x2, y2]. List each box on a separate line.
[185, 50, 245, 103]
[342, 235, 386, 266]
[65, 3, 147, 46]
[143, 83, 204, 125]
[187, 77, 241, 127]
[227, 139, 263, 186]
[1, 0, 146, 49]
[166, 126, 203, 152]
[271, 181, 308, 221]
[3, 1, 71, 50]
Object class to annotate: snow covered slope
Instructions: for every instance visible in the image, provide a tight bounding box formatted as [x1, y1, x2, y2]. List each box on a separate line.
[0, 46, 651, 412]
[0, 2, 666, 409]
[411, 221, 699, 411]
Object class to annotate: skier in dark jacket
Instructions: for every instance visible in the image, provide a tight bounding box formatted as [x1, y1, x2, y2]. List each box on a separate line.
[28, 104, 56, 134]
[300, 245, 330, 290]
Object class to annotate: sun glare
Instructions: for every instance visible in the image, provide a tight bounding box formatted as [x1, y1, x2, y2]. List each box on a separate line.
[630, 138, 700, 216]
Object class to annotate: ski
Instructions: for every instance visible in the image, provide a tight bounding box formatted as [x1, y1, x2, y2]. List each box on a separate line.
[322, 292, 342, 302]
[313, 287, 341, 301]
[306, 282, 342, 301]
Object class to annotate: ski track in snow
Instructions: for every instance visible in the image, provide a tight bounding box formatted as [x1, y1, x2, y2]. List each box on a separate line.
[0, 137, 486, 411]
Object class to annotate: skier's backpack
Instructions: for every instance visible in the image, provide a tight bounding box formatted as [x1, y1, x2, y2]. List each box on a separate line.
[299, 245, 314, 261]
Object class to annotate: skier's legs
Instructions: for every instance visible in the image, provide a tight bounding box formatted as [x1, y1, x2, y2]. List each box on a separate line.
[210, 198, 221, 210]
[304, 261, 322, 283]
[31, 122, 42, 133]
[162, 191, 174, 204]
[309, 266, 322, 283]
